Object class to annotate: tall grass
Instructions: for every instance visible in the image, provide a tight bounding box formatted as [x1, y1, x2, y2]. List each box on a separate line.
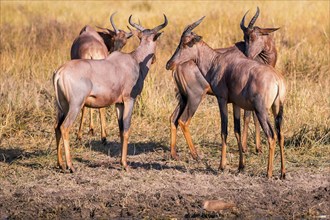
[0, 1, 329, 162]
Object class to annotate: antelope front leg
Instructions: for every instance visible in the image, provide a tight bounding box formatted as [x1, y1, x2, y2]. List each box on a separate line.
[178, 118, 199, 160]
[169, 103, 185, 160]
[242, 110, 251, 153]
[178, 92, 206, 160]
[115, 103, 124, 144]
[218, 98, 228, 171]
[267, 137, 276, 178]
[120, 99, 134, 170]
[233, 105, 244, 171]
[77, 106, 87, 141]
[89, 108, 94, 135]
[99, 108, 107, 144]
[252, 112, 262, 153]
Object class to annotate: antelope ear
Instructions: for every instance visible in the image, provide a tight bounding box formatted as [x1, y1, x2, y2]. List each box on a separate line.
[97, 32, 113, 43]
[194, 35, 202, 42]
[137, 31, 143, 39]
[258, 27, 280, 35]
[187, 35, 202, 47]
[153, 32, 163, 41]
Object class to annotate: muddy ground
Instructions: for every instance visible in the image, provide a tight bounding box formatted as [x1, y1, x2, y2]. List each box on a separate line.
[0, 137, 329, 219]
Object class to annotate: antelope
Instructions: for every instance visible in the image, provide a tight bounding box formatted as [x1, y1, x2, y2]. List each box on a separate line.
[169, 7, 280, 160]
[240, 7, 279, 152]
[166, 17, 286, 178]
[53, 15, 168, 172]
[71, 12, 133, 143]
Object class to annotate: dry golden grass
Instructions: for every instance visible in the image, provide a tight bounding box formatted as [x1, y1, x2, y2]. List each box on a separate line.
[1, 0, 329, 155]
[0, 1, 329, 218]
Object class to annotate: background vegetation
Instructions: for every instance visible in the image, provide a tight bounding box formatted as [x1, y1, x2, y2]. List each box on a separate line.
[0, 1, 329, 218]
[1, 0, 329, 166]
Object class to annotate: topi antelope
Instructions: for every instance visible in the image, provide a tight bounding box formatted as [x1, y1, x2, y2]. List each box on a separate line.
[53, 14, 168, 172]
[240, 7, 279, 152]
[166, 17, 286, 178]
[71, 12, 133, 143]
[240, 7, 279, 66]
[168, 7, 280, 160]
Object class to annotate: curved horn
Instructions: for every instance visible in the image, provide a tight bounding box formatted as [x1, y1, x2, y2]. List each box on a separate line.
[110, 12, 119, 34]
[124, 30, 133, 38]
[240, 10, 249, 31]
[248, 6, 260, 29]
[151, 14, 168, 33]
[183, 16, 205, 36]
[129, 15, 145, 31]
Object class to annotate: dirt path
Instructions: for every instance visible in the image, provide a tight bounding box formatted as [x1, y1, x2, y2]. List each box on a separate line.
[1, 144, 329, 219]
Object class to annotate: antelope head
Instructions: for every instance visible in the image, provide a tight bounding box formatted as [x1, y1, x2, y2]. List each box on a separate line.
[97, 12, 133, 53]
[129, 14, 168, 64]
[166, 16, 205, 70]
[240, 7, 279, 59]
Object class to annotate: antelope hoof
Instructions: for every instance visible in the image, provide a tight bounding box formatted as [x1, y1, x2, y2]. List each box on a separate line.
[238, 164, 245, 171]
[88, 128, 94, 136]
[191, 153, 200, 161]
[242, 146, 248, 153]
[121, 165, 129, 172]
[58, 162, 66, 171]
[76, 134, 82, 142]
[267, 173, 273, 179]
[170, 152, 180, 161]
[218, 164, 226, 171]
[121, 161, 129, 171]
[280, 173, 286, 180]
[101, 137, 107, 145]
[68, 165, 75, 173]
[256, 147, 263, 154]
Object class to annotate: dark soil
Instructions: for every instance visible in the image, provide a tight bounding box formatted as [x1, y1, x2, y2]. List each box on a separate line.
[0, 138, 329, 219]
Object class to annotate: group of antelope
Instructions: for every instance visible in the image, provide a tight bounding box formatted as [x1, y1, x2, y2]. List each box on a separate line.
[53, 8, 286, 179]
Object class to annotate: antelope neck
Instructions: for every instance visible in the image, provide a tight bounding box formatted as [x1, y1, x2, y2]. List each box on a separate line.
[195, 41, 218, 75]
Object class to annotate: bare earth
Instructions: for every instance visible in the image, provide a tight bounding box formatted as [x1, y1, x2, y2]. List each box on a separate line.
[0, 139, 329, 219]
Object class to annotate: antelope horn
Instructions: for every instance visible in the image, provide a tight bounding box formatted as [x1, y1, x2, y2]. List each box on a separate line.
[128, 15, 145, 31]
[151, 14, 168, 33]
[248, 6, 260, 29]
[110, 12, 119, 34]
[183, 16, 205, 36]
[240, 10, 249, 31]
[124, 30, 133, 38]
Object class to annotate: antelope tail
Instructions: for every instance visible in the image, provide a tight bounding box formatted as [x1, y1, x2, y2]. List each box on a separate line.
[53, 70, 64, 112]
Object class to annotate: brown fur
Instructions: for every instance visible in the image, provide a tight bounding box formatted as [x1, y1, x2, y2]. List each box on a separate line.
[168, 9, 279, 160]
[70, 13, 132, 143]
[54, 15, 167, 172]
[166, 17, 286, 178]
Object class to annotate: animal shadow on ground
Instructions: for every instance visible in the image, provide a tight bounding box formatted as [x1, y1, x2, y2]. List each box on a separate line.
[0, 147, 51, 169]
[76, 140, 189, 171]
[74, 139, 221, 175]
[85, 140, 168, 157]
